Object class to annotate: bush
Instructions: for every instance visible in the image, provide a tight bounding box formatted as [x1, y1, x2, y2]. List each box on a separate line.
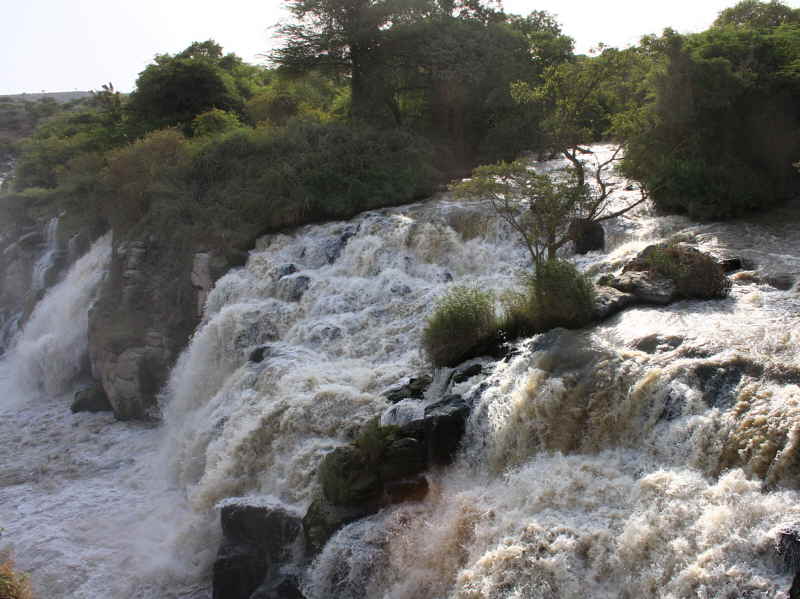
[625, 244, 731, 299]
[0, 557, 33, 599]
[423, 286, 497, 367]
[500, 260, 595, 338]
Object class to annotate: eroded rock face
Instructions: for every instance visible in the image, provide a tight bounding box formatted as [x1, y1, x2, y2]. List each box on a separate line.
[88, 240, 237, 420]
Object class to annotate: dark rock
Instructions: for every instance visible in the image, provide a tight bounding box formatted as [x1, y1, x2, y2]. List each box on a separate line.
[273, 264, 298, 280]
[220, 504, 302, 562]
[384, 476, 429, 504]
[592, 287, 639, 320]
[605, 271, 677, 305]
[390, 283, 412, 296]
[778, 525, 800, 573]
[277, 275, 311, 302]
[424, 394, 470, 465]
[71, 383, 113, 413]
[303, 495, 375, 556]
[569, 218, 605, 254]
[692, 359, 761, 409]
[717, 257, 743, 273]
[213, 543, 265, 599]
[380, 438, 427, 481]
[250, 346, 269, 363]
[319, 446, 382, 506]
[450, 363, 482, 385]
[633, 334, 683, 354]
[324, 226, 357, 264]
[250, 575, 305, 599]
[16, 231, 43, 249]
[441, 272, 453, 283]
[213, 504, 302, 599]
[383, 374, 432, 404]
[766, 274, 795, 291]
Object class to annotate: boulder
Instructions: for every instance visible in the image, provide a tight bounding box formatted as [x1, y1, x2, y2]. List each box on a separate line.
[383, 374, 432, 404]
[450, 363, 482, 385]
[603, 271, 677, 305]
[324, 225, 357, 264]
[766, 273, 795, 291]
[303, 495, 375, 556]
[319, 446, 382, 506]
[632, 334, 683, 354]
[592, 287, 639, 321]
[424, 395, 470, 465]
[569, 218, 605, 254]
[213, 503, 302, 599]
[71, 383, 113, 413]
[778, 526, 800, 599]
[379, 438, 427, 481]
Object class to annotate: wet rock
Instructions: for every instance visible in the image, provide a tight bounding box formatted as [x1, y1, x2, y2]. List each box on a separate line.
[569, 218, 605, 254]
[765, 273, 795, 291]
[692, 359, 761, 409]
[592, 287, 639, 320]
[324, 225, 357, 264]
[633, 334, 683, 354]
[213, 503, 302, 599]
[717, 256, 744, 273]
[250, 346, 269, 363]
[276, 275, 311, 302]
[214, 543, 265, 599]
[441, 272, 453, 283]
[303, 495, 375, 556]
[777, 526, 800, 599]
[71, 383, 113, 413]
[603, 271, 677, 305]
[319, 446, 382, 506]
[379, 438, 427, 481]
[250, 575, 305, 599]
[383, 374, 432, 404]
[390, 283, 412, 296]
[424, 394, 470, 465]
[384, 475, 429, 504]
[273, 264, 298, 280]
[450, 363, 483, 385]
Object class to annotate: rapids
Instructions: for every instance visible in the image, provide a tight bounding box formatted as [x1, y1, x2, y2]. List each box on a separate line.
[1, 146, 799, 597]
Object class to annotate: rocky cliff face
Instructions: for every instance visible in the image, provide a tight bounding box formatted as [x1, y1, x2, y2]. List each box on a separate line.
[88, 238, 241, 420]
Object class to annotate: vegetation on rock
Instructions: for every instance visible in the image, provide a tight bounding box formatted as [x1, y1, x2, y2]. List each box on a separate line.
[0, 557, 32, 599]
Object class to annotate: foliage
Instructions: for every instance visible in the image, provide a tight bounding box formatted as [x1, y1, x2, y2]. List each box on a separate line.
[191, 109, 242, 137]
[714, 0, 800, 28]
[126, 40, 261, 134]
[243, 71, 344, 126]
[621, 16, 800, 218]
[0, 557, 33, 599]
[500, 260, 594, 338]
[422, 285, 497, 367]
[102, 129, 192, 231]
[625, 244, 731, 299]
[452, 160, 585, 264]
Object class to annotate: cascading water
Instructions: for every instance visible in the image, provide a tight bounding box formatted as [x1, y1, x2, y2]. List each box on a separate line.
[31, 216, 60, 292]
[3, 146, 800, 598]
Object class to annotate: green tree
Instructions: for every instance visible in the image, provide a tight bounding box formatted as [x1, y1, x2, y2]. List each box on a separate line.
[126, 40, 253, 134]
[714, 0, 800, 28]
[453, 160, 585, 264]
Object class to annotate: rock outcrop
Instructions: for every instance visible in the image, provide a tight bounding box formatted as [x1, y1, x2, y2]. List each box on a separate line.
[88, 239, 242, 420]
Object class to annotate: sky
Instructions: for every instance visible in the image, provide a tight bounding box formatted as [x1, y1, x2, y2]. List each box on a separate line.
[2, 0, 800, 96]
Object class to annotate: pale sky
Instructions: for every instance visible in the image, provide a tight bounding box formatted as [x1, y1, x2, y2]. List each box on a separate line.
[2, 0, 799, 96]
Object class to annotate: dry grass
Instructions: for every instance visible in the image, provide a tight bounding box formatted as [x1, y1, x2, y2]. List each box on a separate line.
[0, 557, 33, 599]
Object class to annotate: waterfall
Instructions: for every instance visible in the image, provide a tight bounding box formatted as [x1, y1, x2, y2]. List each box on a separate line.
[3, 147, 800, 597]
[0, 233, 111, 406]
[31, 216, 60, 292]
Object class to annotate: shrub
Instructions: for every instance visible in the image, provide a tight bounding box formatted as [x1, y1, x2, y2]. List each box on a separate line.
[500, 260, 595, 338]
[191, 108, 242, 137]
[423, 286, 497, 367]
[625, 244, 731, 299]
[0, 557, 33, 599]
